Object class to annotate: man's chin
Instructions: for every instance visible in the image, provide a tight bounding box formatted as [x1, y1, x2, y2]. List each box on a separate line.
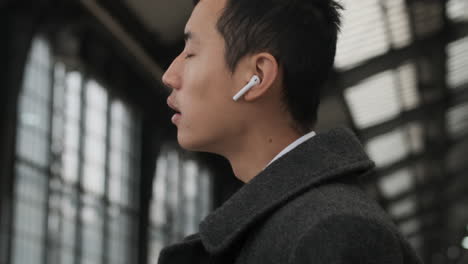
[177, 134, 204, 152]
[177, 134, 219, 154]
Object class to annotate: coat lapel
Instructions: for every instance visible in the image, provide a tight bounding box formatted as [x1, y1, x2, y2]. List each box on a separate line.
[199, 127, 375, 255]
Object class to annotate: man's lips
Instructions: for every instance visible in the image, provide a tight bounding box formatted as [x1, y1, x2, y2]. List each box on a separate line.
[167, 97, 181, 124]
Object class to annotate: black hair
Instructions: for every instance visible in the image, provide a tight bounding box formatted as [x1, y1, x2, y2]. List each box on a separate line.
[194, 0, 343, 133]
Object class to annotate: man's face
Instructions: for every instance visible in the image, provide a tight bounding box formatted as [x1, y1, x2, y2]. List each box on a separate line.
[163, 0, 247, 153]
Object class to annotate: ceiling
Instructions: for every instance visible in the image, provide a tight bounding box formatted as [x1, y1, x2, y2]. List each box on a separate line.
[125, 0, 192, 45]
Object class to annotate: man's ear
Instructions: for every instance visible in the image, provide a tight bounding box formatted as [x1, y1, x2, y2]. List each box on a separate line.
[242, 53, 279, 101]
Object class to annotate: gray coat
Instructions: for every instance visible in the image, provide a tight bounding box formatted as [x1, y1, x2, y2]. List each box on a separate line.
[157, 128, 423, 264]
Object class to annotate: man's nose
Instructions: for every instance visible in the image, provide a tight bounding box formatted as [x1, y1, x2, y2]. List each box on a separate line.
[162, 56, 181, 91]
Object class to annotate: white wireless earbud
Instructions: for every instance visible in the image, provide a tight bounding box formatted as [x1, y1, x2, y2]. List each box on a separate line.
[233, 75, 261, 101]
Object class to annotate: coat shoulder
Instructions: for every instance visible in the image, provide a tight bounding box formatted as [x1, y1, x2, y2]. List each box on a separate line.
[267, 182, 394, 233]
[239, 182, 421, 264]
[289, 214, 423, 264]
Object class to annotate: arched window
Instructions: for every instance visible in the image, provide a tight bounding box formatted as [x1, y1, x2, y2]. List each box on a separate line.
[149, 146, 212, 262]
[12, 36, 142, 264]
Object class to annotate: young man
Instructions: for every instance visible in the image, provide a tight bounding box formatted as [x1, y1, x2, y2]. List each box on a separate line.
[159, 0, 423, 263]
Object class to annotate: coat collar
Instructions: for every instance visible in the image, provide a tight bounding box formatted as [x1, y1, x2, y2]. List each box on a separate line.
[198, 127, 375, 255]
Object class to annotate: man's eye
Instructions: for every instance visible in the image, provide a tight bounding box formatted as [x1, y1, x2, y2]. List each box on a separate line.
[185, 54, 195, 59]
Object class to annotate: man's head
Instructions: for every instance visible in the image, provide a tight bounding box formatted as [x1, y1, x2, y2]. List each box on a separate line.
[163, 0, 342, 154]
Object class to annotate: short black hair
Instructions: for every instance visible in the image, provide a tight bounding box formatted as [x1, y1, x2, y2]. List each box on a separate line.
[194, 0, 343, 133]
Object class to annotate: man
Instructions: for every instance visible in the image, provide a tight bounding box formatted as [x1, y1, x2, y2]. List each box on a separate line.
[159, 0, 423, 263]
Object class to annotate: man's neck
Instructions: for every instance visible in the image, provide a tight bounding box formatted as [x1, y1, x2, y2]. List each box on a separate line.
[223, 125, 302, 183]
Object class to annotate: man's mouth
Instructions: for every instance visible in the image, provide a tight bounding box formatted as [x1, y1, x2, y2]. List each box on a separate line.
[170, 108, 181, 115]
[167, 98, 182, 124]
[168, 104, 181, 124]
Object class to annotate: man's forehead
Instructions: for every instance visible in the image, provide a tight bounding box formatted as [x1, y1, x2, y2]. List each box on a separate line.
[185, 0, 226, 29]
[183, 0, 226, 45]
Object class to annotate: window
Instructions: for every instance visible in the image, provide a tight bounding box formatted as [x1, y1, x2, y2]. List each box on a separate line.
[447, 102, 468, 139]
[447, 36, 468, 89]
[366, 122, 424, 168]
[383, 0, 412, 49]
[12, 36, 51, 264]
[344, 63, 419, 129]
[335, 0, 390, 69]
[447, 0, 468, 22]
[335, 0, 412, 70]
[379, 169, 415, 199]
[12, 36, 142, 264]
[149, 146, 212, 262]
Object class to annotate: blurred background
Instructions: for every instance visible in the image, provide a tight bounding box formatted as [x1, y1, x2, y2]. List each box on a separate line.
[1, 0, 468, 263]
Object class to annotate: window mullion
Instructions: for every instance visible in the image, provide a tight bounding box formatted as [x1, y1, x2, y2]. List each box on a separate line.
[102, 93, 112, 264]
[43, 45, 56, 264]
[73, 72, 87, 264]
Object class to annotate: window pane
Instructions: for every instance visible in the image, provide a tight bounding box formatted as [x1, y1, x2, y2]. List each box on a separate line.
[389, 197, 416, 219]
[82, 162, 105, 195]
[82, 81, 108, 195]
[18, 94, 50, 132]
[335, 0, 389, 69]
[378, 168, 414, 198]
[396, 63, 419, 110]
[398, 218, 420, 236]
[61, 71, 83, 184]
[199, 169, 212, 219]
[15, 163, 48, 204]
[21, 37, 52, 99]
[16, 36, 52, 168]
[81, 197, 104, 261]
[65, 72, 82, 120]
[109, 99, 140, 207]
[84, 134, 106, 166]
[13, 199, 46, 238]
[447, 0, 468, 22]
[345, 63, 419, 128]
[447, 102, 468, 138]
[85, 108, 107, 139]
[366, 128, 409, 167]
[12, 234, 44, 264]
[62, 149, 79, 183]
[345, 71, 400, 128]
[107, 207, 137, 264]
[16, 126, 49, 167]
[86, 80, 108, 112]
[183, 161, 198, 234]
[384, 0, 412, 48]
[447, 36, 468, 88]
[60, 247, 75, 264]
